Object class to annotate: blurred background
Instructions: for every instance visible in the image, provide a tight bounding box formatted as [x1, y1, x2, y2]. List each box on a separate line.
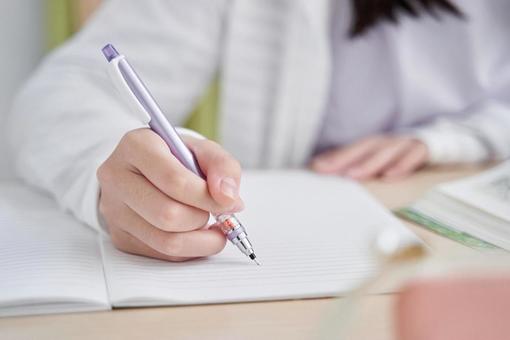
[0, 0, 100, 180]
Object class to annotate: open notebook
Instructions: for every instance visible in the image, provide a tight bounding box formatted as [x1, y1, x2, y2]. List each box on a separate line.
[0, 171, 417, 317]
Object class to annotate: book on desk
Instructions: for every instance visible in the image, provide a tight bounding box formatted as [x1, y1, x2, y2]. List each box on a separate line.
[0, 171, 418, 317]
[397, 161, 510, 251]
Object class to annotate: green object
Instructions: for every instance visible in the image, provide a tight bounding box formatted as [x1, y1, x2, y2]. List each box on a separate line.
[46, 0, 220, 140]
[184, 76, 220, 141]
[46, 0, 77, 50]
[395, 207, 499, 250]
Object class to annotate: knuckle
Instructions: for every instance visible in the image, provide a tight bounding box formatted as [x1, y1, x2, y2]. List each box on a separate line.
[120, 132, 135, 150]
[169, 174, 191, 193]
[120, 129, 153, 157]
[96, 162, 114, 184]
[121, 129, 143, 146]
[156, 203, 181, 229]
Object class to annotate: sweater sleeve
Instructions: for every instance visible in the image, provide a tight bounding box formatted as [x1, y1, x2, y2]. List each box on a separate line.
[412, 100, 510, 164]
[5, 0, 228, 231]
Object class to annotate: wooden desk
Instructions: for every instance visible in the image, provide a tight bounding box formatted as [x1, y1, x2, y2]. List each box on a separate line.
[0, 166, 485, 340]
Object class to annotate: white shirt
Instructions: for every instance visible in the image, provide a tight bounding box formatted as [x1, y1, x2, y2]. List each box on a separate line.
[6, 0, 510, 231]
[317, 0, 399, 152]
[317, 0, 510, 162]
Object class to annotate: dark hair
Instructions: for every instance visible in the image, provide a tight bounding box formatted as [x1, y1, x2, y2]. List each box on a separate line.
[350, 0, 464, 37]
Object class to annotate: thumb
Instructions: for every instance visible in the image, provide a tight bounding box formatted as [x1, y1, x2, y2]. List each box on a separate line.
[184, 137, 244, 213]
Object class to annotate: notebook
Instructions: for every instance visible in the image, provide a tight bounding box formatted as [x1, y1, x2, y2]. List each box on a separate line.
[0, 171, 417, 317]
[397, 161, 510, 251]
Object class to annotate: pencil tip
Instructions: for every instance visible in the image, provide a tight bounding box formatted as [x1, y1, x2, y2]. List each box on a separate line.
[249, 253, 261, 265]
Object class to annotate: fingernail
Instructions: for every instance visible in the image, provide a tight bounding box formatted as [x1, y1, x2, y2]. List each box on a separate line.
[220, 177, 238, 200]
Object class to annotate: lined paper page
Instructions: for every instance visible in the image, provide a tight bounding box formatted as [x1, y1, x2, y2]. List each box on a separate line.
[102, 171, 416, 307]
[0, 182, 109, 316]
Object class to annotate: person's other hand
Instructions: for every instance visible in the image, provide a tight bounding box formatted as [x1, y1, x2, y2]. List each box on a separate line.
[311, 135, 429, 180]
[97, 128, 243, 261]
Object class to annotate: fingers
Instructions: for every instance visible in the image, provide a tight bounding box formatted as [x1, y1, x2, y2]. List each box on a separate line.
[184, 136, 244, 210]
[311, 137, 383, 174]
[310, 136, 429, 180]
[98, 128, 240, 262]
[383, 142, 429, 179]
[102, 166, 209, 232]
[345, 138, 414, 179]
[120, 129, 238, 214]
[109, 226, 193, 262]
[105, 199, 227, 258]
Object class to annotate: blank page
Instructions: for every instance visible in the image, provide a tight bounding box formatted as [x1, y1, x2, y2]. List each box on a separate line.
[102, 171, 417, 307]
[0, 182, 109, 316]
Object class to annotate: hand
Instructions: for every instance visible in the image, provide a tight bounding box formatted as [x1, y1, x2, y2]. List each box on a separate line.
[311, 135, 429, 180]
[97, 128, 243, 261]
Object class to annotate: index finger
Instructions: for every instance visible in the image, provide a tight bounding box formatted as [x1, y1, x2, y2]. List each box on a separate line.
[184, 137, 243, 208]
[123, 129, 234, 214]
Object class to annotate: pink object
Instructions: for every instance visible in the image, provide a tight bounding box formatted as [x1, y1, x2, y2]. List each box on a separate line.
[396, 276, 510, 340]
[396, 275, 510, 340]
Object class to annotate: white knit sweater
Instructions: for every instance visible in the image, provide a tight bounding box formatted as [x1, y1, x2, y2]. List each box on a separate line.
[6, 0, 510, 231]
